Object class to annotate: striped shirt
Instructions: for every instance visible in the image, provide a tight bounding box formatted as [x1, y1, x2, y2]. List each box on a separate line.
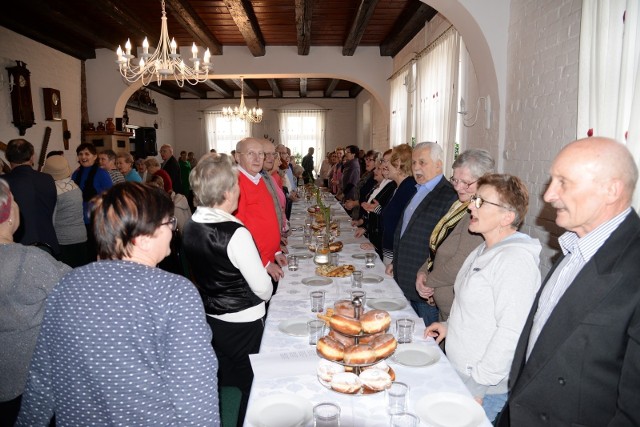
[526, 207, 631, 359]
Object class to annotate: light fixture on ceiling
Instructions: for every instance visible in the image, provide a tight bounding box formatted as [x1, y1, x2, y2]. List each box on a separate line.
[115, 0, 211, 87]
[222, 77, 263, 123]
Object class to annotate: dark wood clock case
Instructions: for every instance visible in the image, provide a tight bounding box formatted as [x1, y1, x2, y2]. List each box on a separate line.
[6, 61, 36, 136]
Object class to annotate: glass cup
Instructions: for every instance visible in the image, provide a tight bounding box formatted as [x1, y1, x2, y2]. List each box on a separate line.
[303, 231, 313, 246]
[308, 320, 326, 345]
[386, 382, 409, 415]
[329, 252, 339, 266]
[350, 290, 366, 306]
[313, 402, 341, 427]
[310, 290, 325, 313]
[389, 412, 419, 427]
[395, 318, 415, 344]
[351, 270, 363, 288]
[365, 252, 376, 269]
[287, 254, 299, 271]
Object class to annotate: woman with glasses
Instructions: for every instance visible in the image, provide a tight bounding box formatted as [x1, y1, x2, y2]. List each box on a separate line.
[17, 182, 219, 426]
[182, 153, 272, 427]
[415, 149, 494, 321]
[425, 174, 541, 422]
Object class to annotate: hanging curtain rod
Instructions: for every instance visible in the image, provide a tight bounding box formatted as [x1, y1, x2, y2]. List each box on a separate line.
[387, 25, 455, 81]
[271, 109, 331, 112]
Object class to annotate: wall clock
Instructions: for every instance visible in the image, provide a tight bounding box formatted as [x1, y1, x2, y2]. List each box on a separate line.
[6, 61, 35, 135]
[43, 88, 62, 121]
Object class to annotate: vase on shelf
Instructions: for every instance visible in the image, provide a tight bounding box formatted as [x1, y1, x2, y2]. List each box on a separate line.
[86, 122, 95, 131]
[96, 121, 105, 131]
[105, 118, 116, 134]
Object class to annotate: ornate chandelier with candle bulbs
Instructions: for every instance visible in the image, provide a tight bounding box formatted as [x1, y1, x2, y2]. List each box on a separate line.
[222, 77, 263, 123]
[116, 0, 211, 87]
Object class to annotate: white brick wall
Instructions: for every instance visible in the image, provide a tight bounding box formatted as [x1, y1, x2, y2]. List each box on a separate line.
[505, 0, 582, 273]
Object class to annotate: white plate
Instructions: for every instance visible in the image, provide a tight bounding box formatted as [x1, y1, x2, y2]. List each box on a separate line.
[290, 244, 309, 251]
[351, 253, 367, 259]
[292, 252, 313, 260]
[415, 392, 486, 427]
[367, 298, 407, 311]
[246, 394, 313, 427]
[278, 318, 309, 336]
[301, 277, 333, 286]
[362, 274, 384, 284]
[392, 343, 441, 367]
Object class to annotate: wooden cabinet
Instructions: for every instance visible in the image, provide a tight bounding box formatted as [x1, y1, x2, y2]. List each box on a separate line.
[83, 131, 132, 153]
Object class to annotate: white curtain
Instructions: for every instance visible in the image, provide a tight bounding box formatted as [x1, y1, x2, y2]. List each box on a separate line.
[578, 0, 640, 208]
[204, 112, 251, 154]
[278, 109, 326, 168]
[415, 28, 460, 169]
[389, 68, 410, 146]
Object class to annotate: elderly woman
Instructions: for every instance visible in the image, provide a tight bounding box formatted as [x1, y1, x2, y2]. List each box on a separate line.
[355, 149, 397, 256]
[116, 152, 142, 182]
[415, 149, 494, 321]
[42, 155, 89, 267]
[144, 157, 173, 192]
[425, 174, 541, 422]
[0, 179, 71, 426]
[134, 158, 148, 182]
[380, 144, 417, 264]
[17, 183, 219, 426]
[182, 153, 272, 427]
[344, 149, 379, 221]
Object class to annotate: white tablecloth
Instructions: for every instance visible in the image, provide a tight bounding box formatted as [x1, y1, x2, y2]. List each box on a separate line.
[244, 202, 492, 427]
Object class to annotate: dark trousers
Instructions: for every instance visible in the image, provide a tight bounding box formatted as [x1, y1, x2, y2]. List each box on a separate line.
[206, 316, 264, 427]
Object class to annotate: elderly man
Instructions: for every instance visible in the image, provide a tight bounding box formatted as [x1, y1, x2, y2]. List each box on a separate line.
[302, 147, 315, 184]
[385, 142, 457, 326]
[497, 137, 640, 426]
[3, 139, 59, 255]
[159, 144, 183, 194]
[235, 138, 286, 282]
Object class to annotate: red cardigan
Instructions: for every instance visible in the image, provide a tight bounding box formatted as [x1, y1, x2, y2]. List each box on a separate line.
[235, 173, 281, 265]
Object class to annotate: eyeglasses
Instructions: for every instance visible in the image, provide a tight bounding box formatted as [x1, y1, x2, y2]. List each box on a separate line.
[238, 151, 265, 160]
[450, 176, 478, 189]
[365, 157, 375, 162]
[161, 216, 178, 231]
[470, 195, 513, 211]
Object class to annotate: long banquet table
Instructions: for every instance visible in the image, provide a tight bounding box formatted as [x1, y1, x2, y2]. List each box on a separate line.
[245, 200, 492, 427]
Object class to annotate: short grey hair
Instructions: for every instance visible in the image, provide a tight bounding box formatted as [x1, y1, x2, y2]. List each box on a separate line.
[414, 142, 443, 163]
[144, 157, 160, 168]
[190, 153, 237, 207]
[452, 149, 495, 179]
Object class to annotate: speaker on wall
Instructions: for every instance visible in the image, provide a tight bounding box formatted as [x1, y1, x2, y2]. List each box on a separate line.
[132, 127, 157, 158]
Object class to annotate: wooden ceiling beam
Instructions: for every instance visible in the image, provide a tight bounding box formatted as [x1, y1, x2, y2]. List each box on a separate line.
[204, 80, 233, 98]
[324, 79, 340, 97]
[267, 79, 282, 98]
[300, 78, 308, 98]
[295, 0, 314, 55]
[222, 0, 266, 57]
[380, 3, 437, 57]
[165, 0, 223, 55]
[98, 0, 157, 45]
[231, 78, 258, 97]
[178, 84, 207, 98]
[349, 84, 364, 98]
[342, 0, 381, 56]
[147, 83, 181, 100]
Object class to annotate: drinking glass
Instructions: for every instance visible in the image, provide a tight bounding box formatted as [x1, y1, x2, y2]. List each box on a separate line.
[308, 320, 326, 345]
[350, 290, 366, 306]
[395, 318, 415, 344]
[310, 290, 325, 313]
[313, 402, 341, 427]
[389, 412, 419, 427]
[351, 270, 363, 288]
[287, 254, 299, 271]
[329, 252, 339, 266]
[386, 382, 409, 415]
[365, 252, 376, 269]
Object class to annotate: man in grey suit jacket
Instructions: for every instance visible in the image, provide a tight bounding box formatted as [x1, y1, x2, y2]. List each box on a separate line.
[498, 137, 640, 426]
[385, 142, 457, 326]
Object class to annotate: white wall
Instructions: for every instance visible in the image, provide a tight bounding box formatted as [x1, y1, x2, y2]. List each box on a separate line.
[0, 27, 81, 170]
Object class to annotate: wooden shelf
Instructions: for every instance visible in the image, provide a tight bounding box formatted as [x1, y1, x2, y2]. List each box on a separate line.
[126, 100, 158, 115]
[84, 131, 133, 153]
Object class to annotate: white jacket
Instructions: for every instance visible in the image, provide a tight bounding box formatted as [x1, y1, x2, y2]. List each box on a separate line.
[446, 232, 541, 397]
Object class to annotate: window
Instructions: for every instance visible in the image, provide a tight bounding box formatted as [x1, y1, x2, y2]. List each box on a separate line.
[204, 113, 251, 154]
[278, 109, 326, 168]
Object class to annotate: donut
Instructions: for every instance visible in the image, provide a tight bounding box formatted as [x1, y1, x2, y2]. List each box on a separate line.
[333, 300, 355, 317]
[330, 314, 362, 336]
[330, 372, 362, 394]
[316, 336, 345, 361]
[328, 329, 356, 347]
[360, 309, 391, 334]
[358, 332, 382, 345]
[359, 369, 392, 391]
[317, 359, 345, 383]
[362, 360, 390, 373]
[343, 344, 376, 365]
[370, 333, 398, 360]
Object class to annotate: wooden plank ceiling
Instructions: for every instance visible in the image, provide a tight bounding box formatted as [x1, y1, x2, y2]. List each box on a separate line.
[1, 0, 437, 100]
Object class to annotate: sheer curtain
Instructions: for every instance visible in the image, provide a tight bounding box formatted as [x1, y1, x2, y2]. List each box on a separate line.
[389, 68, 410, 146]
[415, 27, 460, 169]
[578, 0, 640, 207]
[278, 109, 326, 167]
[204, 112, 251, 154]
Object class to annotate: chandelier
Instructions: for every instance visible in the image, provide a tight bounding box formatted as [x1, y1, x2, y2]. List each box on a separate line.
[115, 0, 211, 87]
[222, 77, 263, 123]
